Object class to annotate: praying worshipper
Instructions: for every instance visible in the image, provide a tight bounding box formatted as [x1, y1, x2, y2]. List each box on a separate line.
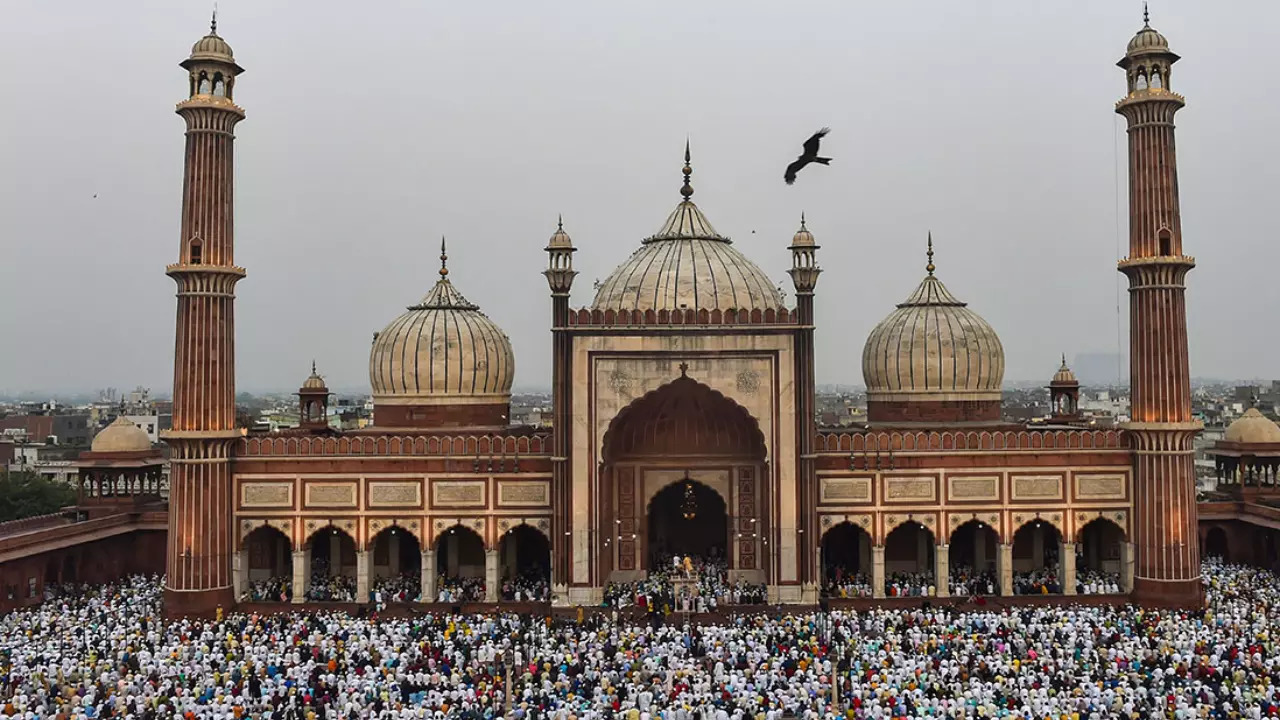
[1076, 568, 1123, 595]
[0, 557, 1277, 719]
[947, 565, 997, 598]
[435, 575, 485, 603]
[371, 573, 421, 605]
[1014, 565, 1063, 594]
[241, 576, 291, 602]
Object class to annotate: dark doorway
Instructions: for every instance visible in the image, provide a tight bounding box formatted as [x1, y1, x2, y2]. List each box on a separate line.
[820, 522, 871, 597]
[647, 479, 727, 569]
[498, 524, 551, 601]
[1204, 526, 1229, 562]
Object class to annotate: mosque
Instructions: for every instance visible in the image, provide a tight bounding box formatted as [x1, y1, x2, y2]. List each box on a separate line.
[144, 13, 1213, 616]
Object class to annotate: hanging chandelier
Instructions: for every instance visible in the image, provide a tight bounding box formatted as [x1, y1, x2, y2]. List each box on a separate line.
[681, 475, 698, 520]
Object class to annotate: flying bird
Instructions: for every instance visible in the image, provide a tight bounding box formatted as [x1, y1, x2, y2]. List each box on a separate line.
[784, 128, 832, 185]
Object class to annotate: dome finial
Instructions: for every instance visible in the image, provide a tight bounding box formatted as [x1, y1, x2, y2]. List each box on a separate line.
[312, 359, 317, 375]
[557, 213, 563, 231]
[926, 231, 935, 276]
[211, 2, 218, 34]
[1142, 1, 1149, 26]
[800, 211, 807, 230]
[439, 236, 449, 277]
[680, 140, 694, 200]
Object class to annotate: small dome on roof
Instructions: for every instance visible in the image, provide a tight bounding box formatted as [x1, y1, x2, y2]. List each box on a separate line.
[91, 417, 152, 453]
[1224, 408, 1280, 445]
[790, 215, 817, 249]
[301, 363, 328, 391]
[1051, 356, 1078, 385]
[546, 217, 574, 250]
[1127, 24, 1169, 55]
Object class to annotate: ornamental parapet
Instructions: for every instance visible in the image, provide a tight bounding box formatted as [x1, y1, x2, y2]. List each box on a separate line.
[815, 427, 1127, 454]
[238, 431, 552, 458]
[567, 306, 797, 328]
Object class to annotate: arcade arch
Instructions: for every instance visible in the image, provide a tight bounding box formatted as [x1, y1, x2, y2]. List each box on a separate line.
[434, 525, 485, 581]
[1012, 519, 1062, 594]
[1077, 517, 1125, 586]
[884, 521, 934, 595]
[304, 525, 357, 601]
[244, 525, 292, 588]
[949, 519, 998, 575]
[497, 524, 551, 601]
[1204, 526, 1229, 562]
[600, 375, 767, 583]
[370, 526, 421, 589]
[820, 522, 872, 596]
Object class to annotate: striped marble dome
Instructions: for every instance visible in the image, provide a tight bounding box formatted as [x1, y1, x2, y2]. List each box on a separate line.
[862, 241, 1004, 403]
[591, 151, 782, 313]
[369, 244, 514, 405]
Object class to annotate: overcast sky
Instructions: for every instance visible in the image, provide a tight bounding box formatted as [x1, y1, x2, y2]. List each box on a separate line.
[2, 0, 1277, 395]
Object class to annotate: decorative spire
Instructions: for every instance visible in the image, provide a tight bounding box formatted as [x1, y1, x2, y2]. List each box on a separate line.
[926, 231, 935, 276]
[680, 140, 694, 200]
[439, 236, 449, 277]
[557, 214, 563, 231]
[800, 211, 807, 231]
[312, 359, 317, 375]
[1142, 2, 1149, 26]
[1061, 352, 1067, 367]
[211, 3, 218, 34]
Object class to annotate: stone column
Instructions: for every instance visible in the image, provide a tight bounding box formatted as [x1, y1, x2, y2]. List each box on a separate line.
[485, 549, 499, 602]
[291, 549, 309, 604]
[232, 550, 248, 602]
[421, 549, 436, 603]
[998, 543, 1013, 597]
[934, 544, 949, 598]
[356, 551, 371, 604]
[871, 545, 886, 599]
[1121, 541, 1135, 593]
[1061, 541, 1077, 595]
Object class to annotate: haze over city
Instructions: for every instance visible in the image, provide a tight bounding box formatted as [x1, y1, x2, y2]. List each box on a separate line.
[3, 0, 1278, 394]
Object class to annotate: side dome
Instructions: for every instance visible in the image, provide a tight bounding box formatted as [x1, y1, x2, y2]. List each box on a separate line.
[91, 417, 152, 453]
[368, 240, 515, 428]
[591, 147, 782, 313]
[862, 236, 1005, 424]
[1223, 408, 1280, 445]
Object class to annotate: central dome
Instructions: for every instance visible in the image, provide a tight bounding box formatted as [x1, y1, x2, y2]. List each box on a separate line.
[592, 149, 782, 313]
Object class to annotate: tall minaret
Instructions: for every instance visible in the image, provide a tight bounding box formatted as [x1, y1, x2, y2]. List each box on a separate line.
[788, 215, 820, 596]
[1116, 8, 1203, 608]
[544, 215, 577, 606]
[162, 16, 246, 616]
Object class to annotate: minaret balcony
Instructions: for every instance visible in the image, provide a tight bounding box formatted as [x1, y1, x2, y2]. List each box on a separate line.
[1117, 254, 1195, 270]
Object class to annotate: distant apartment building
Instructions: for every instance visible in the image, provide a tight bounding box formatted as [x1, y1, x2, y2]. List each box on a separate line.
[0, 414, 93, 446]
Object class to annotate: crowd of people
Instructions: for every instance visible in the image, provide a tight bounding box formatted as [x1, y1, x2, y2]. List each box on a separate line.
[1, 557, 1279, 718]
[822, 571, 873, 599]
[434, 576, 485, 604]
[305, 575, 357, 603]
[500, 572, 549, 603]
[242, 577, 291, 603]
[1013, 567, 1063, 595]
[371, 574, 421, 606]
[603, 555, 768, 612]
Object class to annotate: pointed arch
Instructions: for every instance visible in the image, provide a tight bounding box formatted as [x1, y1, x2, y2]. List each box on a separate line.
[602, 375, 766, 462]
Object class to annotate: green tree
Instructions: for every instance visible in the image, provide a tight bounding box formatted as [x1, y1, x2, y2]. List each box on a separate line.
[0, 471, 77, 522]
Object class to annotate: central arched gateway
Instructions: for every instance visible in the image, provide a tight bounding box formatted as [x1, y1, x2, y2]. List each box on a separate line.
[599, 375, 768, 584]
